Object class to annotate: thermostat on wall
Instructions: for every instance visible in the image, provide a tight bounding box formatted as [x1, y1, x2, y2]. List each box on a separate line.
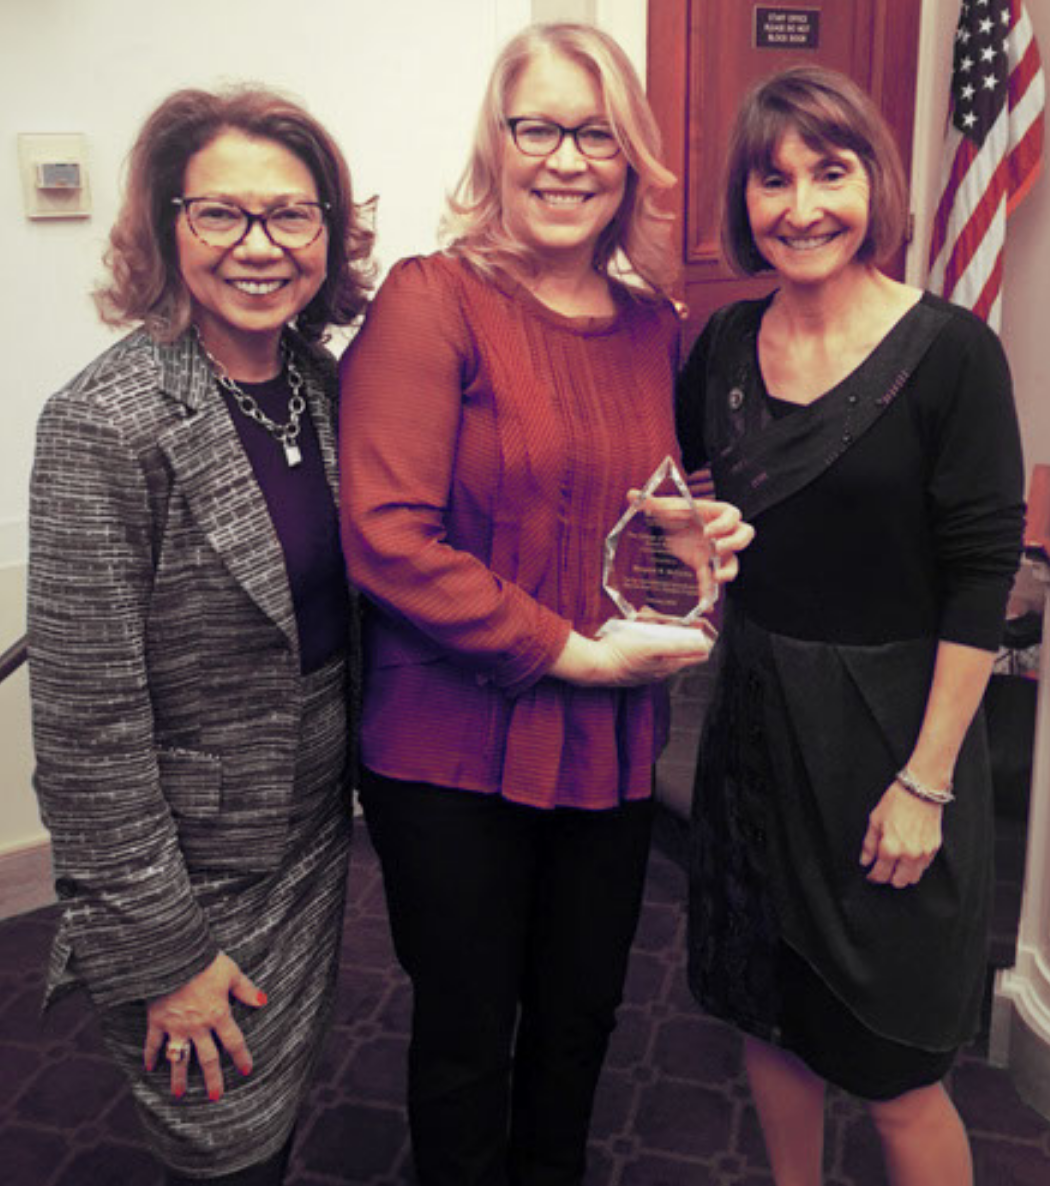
[18, 133, 91, 219]
[36, 161, 82, 190]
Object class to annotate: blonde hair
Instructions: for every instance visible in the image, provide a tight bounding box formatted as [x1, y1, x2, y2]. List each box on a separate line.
[441, 22, 678, 299]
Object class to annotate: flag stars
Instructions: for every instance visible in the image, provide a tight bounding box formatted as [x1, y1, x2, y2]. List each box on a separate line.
[949, 0, 1036, 147]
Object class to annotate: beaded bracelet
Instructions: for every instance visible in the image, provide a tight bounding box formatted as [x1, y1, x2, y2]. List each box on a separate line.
[895, 766, 955, 806]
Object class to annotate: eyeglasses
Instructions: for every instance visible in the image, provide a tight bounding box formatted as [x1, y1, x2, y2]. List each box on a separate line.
[505, 118, 622, 161]
[173, 197, 329, 249]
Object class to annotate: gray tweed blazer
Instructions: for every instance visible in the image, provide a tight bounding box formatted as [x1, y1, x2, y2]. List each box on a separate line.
[27, 328, 357, 1012]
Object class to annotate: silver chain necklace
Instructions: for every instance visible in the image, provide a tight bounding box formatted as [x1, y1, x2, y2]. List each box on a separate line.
[196, 330, 307, 468]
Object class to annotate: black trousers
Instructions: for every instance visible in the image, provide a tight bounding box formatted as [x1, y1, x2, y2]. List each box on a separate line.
[359, 769, 654, 1186]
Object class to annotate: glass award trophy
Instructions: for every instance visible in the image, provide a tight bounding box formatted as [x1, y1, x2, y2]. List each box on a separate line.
[600, 456, 719, 651]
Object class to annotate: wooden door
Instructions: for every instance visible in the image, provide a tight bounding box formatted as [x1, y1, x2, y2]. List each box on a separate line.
[648, 0, 920, 347]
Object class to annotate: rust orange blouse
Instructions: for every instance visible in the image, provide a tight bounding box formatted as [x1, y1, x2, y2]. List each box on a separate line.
[339, 254, 680, 810]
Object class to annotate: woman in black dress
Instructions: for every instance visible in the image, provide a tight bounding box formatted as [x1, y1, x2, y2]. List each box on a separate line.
[676, 66, 1025, 1185]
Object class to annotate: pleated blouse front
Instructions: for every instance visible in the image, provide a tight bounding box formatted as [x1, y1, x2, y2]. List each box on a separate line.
[340, 253, 681, 810]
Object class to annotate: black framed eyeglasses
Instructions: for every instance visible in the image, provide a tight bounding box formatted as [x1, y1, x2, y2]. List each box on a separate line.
[173, 197, 329, 249]
[505, 118, 622, 161]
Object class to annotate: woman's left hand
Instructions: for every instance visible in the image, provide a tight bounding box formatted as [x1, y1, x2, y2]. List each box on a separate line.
[859, 781, 944, 888]
[626, 492, 754, 583]
[698, 499, 755, 582]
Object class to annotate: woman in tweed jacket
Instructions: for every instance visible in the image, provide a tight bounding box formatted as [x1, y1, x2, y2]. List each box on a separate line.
[27, 87, 373, 1184]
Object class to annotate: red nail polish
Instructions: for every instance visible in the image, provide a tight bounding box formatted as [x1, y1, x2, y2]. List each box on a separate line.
[173, 1087, 185, 1100]
[239, 1065, 252, 1077]
[208, 1088, 221, 1102]
[256, 991, 268, 1006]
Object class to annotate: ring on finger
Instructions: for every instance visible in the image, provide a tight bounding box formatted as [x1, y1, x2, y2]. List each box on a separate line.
[166, 1038, 191, 1064]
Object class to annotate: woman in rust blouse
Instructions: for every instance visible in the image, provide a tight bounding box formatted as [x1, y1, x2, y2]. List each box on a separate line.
[340, 22, 752, 1186]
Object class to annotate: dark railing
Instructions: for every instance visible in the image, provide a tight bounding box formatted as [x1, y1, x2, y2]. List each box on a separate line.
[0, 635, 28, 684]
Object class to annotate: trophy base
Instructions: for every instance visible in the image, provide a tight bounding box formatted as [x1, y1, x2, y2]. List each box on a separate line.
[597, 617, 716, 654]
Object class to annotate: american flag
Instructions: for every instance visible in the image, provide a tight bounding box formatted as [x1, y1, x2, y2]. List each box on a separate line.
[927, 0, 1044, 329]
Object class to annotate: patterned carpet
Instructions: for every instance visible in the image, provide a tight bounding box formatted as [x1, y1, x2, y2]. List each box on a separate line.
[1, 813, 1048, 1186]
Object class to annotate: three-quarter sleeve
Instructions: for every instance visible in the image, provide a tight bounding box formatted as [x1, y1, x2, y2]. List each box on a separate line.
[28, 394, 219, 1008]
[339, 258, 571, 696]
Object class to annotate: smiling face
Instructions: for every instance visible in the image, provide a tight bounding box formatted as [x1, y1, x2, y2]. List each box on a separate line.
[500, 49, 629, 276]
[744, 129, 871, 289]
[176, 130, 328, 373]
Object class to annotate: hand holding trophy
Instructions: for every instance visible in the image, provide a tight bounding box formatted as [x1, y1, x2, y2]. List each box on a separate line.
[600, 456, 720, 654]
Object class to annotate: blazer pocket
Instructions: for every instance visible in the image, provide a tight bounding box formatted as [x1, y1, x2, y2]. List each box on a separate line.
[156, 746, 222, 819]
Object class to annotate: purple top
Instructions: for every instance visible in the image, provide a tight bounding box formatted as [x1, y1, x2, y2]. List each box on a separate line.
[226, 374, 348, 673]
[340, 254, 681, 810]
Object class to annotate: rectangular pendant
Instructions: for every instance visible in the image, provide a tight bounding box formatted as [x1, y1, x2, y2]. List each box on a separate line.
[283, 440, 303, 468]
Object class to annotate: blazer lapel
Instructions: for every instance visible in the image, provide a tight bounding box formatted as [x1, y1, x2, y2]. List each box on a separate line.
[153, 334, 300, 663]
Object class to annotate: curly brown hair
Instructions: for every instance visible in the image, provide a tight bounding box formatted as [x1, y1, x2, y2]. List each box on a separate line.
[94, 85, 375, 343]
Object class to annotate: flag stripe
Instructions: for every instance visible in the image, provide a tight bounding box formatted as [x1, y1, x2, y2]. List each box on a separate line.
[943, 119, 1011, 294]
[1007, 120, 1044, 212]
[1010, 34, 1042, 112]
[929, 131, 973, 266]
[972, 231, 1006, 321]
[946, 197, 1004, 309]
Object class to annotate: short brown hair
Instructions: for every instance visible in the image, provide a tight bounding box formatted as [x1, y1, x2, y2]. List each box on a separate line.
[442, 22, 677, 299]
[94, 85, 375, 343]
[721, 65, 908, 276]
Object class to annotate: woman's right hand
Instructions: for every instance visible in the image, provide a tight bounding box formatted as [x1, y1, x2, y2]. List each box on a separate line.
[550, 627, 710, 688]
[143, 951, 267, 1101]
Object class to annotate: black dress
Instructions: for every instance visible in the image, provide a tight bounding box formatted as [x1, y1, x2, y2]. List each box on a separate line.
[676, 293, 1025, 1098]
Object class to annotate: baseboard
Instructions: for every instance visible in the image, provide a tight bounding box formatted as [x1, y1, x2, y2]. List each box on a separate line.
[991, 970, 1050, 1122]
[0, 839, 55, 921]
